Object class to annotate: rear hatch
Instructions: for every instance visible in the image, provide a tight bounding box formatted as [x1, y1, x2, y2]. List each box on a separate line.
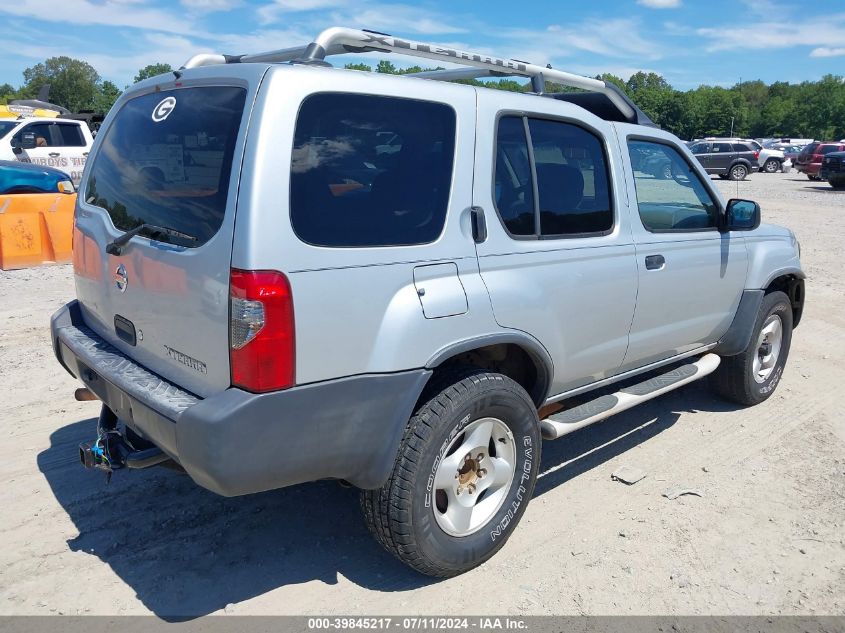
[796, 142, 819, 166]
[73, 81, 253, 397]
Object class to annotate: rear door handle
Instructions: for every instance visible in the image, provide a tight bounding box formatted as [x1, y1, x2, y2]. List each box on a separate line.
[645, 254, 665, 270]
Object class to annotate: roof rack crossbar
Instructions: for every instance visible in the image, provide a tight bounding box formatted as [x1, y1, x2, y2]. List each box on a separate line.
[181, 26, 636, 120]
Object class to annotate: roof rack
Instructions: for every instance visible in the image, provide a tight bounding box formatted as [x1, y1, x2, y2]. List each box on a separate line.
[182, 26, 651, 126]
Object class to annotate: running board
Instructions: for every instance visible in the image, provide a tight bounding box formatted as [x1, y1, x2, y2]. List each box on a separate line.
[540, 353, 721, 440]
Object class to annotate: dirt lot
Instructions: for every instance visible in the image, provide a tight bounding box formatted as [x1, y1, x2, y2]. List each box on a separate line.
[0, 172, 843, 618]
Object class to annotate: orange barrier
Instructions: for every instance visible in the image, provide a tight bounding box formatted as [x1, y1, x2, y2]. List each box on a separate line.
[0, 193, 76, 270]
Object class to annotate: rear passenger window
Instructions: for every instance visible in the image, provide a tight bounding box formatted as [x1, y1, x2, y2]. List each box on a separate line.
[56, 123, 85, 147]
[494, 115, 613, 238]
[732, 143, 750, 152]
[627, 140, 719, 231]
[290, 93, 456, 248]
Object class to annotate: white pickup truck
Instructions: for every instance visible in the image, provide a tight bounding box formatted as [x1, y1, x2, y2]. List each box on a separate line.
[0, 117, 93, 185]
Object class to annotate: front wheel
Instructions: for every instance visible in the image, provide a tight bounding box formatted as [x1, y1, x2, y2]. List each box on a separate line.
[709, 291, 793, 406]
[361, 369, 541, 577]
[729, 163, 749, 180]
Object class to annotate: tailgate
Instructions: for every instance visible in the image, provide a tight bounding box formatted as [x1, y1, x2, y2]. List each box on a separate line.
[73, 84, 251, 397]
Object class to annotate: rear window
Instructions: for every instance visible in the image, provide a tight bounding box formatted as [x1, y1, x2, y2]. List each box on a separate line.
[85, 87, 246, 247]
[290, 93, 456, 248]
[802, 143, 819, 155]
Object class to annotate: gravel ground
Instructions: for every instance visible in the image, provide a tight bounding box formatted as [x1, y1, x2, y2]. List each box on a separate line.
[0, 171, 843, 617]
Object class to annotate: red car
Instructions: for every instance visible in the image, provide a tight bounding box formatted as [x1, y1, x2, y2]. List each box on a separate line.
[795, 142, 845, 180]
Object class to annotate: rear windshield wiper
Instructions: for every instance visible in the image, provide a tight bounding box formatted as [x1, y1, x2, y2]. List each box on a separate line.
[106, 223, 197, 255]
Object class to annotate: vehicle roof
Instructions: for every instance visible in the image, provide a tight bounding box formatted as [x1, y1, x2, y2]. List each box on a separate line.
[132, 61, 660, 133]
[1, 116, 84, 125]
[0, 160, 71, 178]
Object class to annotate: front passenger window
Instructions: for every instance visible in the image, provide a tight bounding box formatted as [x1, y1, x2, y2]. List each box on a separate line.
[628, 140, 719, 231]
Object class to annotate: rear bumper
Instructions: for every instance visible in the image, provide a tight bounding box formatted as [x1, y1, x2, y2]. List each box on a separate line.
[51, 300, 431, 496]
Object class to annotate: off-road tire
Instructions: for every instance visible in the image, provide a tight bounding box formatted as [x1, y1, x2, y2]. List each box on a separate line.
[360, 368, 541, 577]
[710, 291, 793, 406]
[829, 176, 845, 190]
[729, 163, 749, 181]
[763, 158, 780, 173]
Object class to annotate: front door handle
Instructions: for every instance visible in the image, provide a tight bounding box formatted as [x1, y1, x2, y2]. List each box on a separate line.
[645, 254, 665, 270]
[48, 152, 60, 157]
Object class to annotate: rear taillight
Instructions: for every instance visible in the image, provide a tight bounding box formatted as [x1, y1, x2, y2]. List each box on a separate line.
[229, 269, 295, 393]
[754, 150, 760, 161]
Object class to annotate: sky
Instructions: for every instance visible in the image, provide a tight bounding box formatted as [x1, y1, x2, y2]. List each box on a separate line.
[1, 0, 844, 91]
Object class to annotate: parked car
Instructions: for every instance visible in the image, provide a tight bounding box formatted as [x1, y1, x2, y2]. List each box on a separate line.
[795, 142, 845, 180]
[0, 117, 93, 186]
[50, 27, 805, 577]
[770, 143, 805, 164]
[700, 137, 786, 174]
[0, 159, 75, 195]
[688, 139, 759, 180]
[819, 151, 845, 189]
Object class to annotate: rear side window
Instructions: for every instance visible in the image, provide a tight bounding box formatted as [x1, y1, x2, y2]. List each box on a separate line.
[290, 93, 456, 248]
[86, 87, 246, 247]
[494, 115, 613, 238]
[732, 143, 751, 152]
[821, 144, 843, 155]
[56, 123, 85, 147]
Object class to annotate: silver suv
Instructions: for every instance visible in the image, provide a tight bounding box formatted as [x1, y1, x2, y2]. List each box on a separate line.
[51, 27, 805, 577]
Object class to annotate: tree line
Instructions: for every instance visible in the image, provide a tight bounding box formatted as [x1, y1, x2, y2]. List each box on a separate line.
[2, 55, 843, 141]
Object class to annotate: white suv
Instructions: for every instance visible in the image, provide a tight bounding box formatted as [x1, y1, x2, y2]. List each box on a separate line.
[0, 116, 94, 185]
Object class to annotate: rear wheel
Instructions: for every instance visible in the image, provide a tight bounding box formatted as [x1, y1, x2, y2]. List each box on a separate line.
[710, 291, 793, 406]
[763, 159, 780, 173]
[360, 369, 540, 577]
[729, 163, 748, 180]
[808, 174, 820, 181]
[829, 176, 845, 190]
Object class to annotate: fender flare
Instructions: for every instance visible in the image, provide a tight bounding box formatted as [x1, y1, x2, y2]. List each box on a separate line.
[425, 332, 554, 406]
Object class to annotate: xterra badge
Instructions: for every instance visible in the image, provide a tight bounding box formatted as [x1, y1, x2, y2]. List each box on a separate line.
[152, 96, 176, 122]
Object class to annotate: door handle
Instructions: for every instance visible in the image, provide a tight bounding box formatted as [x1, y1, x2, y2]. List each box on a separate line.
[48, 152, 60, 157]
[645, 254, 665, 270]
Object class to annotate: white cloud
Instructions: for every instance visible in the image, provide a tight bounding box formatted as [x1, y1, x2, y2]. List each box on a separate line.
[810, 46, 845, 57]
[181, 0, 241, 11]
[637, 0, 681, 8]
[257, 0, 348, 24]
[497, 19, 664, 64]
[0, 0, 194, 35]
[697, 16, 845, 51]
[258, 1, 466, 35]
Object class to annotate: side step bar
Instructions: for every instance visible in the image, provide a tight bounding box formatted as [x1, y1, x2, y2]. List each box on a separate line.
[540, 353, 721, 440]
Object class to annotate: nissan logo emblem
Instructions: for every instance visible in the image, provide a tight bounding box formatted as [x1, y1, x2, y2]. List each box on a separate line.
[114, 264, 128, 293]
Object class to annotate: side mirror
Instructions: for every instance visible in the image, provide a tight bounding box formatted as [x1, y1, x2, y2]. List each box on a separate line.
[724, 198, 760, 231]
[12, 145, 22, 155]
[19, 132, 37, 151]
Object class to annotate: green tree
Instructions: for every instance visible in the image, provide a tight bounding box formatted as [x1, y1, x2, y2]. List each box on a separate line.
[134, 63, 173, 83]
[376, 60, 397, 74]
[21, 56, 100, 112]
[0, 83, 17, 104]
[94, 80, 122, 113]
[344, 63, 373, 72]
